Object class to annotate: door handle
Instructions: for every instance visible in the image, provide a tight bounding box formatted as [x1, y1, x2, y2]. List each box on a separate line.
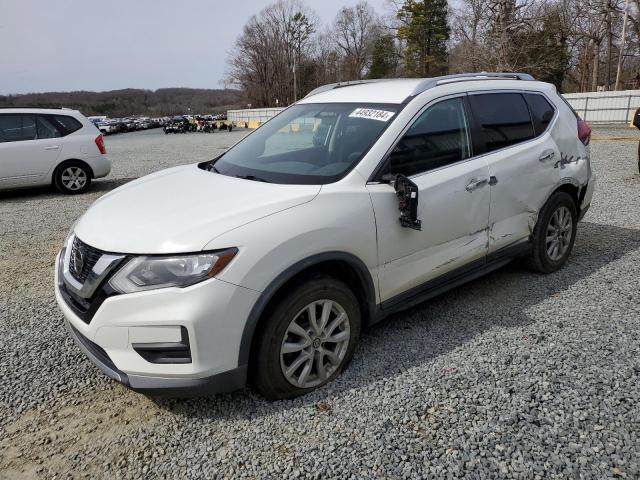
[466, 177, 488, 192]
[539, 150, 555, 162]
[44, 145, 60, 150]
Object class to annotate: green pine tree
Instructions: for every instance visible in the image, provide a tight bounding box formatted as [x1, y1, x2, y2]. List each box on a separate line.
[397, 0, 450, 77]
[367, 34, 398, 79]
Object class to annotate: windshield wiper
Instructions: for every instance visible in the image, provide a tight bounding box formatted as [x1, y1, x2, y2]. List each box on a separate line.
[234, 174, 270, 183]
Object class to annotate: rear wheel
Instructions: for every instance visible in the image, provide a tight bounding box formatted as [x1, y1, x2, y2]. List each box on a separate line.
[54, 161, 92, 194]
[527, 192, 577, 273]
[252, 276, 361, 400]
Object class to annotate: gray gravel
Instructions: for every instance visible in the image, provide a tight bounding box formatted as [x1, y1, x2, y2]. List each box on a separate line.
[1, 126, 639, 479]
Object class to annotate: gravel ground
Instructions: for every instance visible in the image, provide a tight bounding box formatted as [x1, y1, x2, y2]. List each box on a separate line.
[1, 126, 639, 479]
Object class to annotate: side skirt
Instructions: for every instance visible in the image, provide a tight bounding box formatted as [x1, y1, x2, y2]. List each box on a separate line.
[375, 239, 531, 321]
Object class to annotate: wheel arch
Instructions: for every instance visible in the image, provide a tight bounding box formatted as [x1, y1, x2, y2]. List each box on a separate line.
[238, 251, 377, 369]
[547, 179, 582, 215]
[52, 159, 95, 184]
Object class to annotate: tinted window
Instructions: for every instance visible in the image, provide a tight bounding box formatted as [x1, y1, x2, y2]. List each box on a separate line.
[525, 93, 555, 136]
[213, 103, 399, 184]
[468, 93, 534, 153]
[0, 114, 37, 142]
[387, 97, 471, 177]
[37, 115, 62, 139]
[53, 115, 82, 135]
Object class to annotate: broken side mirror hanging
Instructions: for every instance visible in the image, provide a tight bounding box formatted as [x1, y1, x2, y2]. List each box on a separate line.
[383, 173, 422, 231]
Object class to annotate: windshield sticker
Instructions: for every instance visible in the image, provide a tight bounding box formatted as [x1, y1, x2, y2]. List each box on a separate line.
[349, 108, 395, 122]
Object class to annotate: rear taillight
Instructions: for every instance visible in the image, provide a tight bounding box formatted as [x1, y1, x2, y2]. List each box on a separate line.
[577, 119, 591, 146]
[95, 134, 107, 154]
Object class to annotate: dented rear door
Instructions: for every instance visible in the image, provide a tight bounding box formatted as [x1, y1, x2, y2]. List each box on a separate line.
[468, 92, 561, 254]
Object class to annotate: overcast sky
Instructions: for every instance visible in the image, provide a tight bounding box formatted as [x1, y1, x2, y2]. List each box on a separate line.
[0, 0, 392, 95]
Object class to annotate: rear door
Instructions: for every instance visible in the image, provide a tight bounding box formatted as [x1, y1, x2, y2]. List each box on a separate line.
[467, 92, 559, 254]
[367, 95, 491, 303]
[0, 113, 62, 187]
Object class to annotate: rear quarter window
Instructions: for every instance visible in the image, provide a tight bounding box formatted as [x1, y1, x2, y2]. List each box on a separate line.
[51, 115, 83, 135]
[525, 93, 556, 136]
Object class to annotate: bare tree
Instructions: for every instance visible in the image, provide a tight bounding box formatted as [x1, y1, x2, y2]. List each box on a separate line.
[226, 0, 640, 104]
[227, 0, 318, 107]
[450, 0, 492, 72]
[333, 1, 379, 79]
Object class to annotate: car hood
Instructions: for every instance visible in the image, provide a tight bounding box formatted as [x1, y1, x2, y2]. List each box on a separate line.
[74, 164, 321, 254]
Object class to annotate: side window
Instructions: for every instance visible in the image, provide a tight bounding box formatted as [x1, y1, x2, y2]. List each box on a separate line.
[468, 93, 535, 153]
[22, 115, 37, 140]
[37, 115, 63, 139]
[53, 115, 82, 135]
[0, 114, 37, 142]
[387, 97, 472, 177]
[524, 93, 555, 136]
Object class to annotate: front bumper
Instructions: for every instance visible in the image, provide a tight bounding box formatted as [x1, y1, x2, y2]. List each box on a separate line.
[65, 320, 246, 396]
[55, 250, 260, 396]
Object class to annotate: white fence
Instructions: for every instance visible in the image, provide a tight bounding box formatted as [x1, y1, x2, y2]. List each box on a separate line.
[228, 89, 640, 127]
[228, 107, 284, 127]
[562, 90, 640, 125]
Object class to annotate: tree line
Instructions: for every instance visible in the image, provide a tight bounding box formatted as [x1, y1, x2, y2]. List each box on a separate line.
[0, 88, 243, 117]
[226, 0, 640, 107]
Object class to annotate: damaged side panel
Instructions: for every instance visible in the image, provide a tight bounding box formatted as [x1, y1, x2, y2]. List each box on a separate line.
[485, 100, 591, 254]
[367, 156, 491, 303]
[484, 133, 560, 253]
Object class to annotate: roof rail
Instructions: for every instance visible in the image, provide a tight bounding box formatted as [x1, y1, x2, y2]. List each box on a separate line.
[0, 106, 66, 110]
[304, 72, 535, 101]
[304, 79, 386, 99]
[408, 72, 535, 98]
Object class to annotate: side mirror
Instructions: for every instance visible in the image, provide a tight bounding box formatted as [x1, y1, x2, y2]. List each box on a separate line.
[382, 173, 422, 231]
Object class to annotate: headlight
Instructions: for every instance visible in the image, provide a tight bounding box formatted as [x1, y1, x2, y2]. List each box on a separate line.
[109, 248, 237, 293]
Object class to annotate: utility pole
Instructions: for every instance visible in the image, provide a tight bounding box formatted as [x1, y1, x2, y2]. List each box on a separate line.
[293, 55, 297, 103]
[607, 9, 613, 90]
[615, 0, 630, 91]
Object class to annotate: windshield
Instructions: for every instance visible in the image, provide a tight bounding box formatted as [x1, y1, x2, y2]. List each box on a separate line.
[211, 103, 399, 184]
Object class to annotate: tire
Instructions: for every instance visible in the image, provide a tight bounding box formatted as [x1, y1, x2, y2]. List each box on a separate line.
[527, 191, 577, 273]
[53, 161, 92, 194]
[251, 276, 361, 400]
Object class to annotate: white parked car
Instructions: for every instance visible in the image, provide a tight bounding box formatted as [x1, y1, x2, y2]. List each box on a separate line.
[96, 121, 115, 135]
[0, 108, 110, 194]
[55, 73, 595, 399]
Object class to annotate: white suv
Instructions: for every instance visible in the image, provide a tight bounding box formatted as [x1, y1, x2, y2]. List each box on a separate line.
[0, 108, 110, 194]
[55, 73, 595, 399]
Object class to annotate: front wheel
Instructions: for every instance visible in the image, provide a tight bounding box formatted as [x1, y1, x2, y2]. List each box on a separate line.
[252, 276, 361, 400]
[527, 191, 577, 273]
[54, 162, 92, 194]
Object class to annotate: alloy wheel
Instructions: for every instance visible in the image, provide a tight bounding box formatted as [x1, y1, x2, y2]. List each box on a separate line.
[280, 299, 350, 389]
[546, 205, 573, 261]
[61, 167, 87, 191]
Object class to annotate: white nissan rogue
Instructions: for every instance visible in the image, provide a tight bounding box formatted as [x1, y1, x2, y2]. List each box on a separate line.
[55, 73, 595, 399]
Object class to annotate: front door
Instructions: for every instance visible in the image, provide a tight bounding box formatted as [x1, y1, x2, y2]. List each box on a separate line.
[367, 96, 491, 303]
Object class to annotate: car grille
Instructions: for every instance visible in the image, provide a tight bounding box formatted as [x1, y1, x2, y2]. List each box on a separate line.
[69, 236, 104, 283]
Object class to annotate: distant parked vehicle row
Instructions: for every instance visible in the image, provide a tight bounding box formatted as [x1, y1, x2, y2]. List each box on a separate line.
[88, 114, 231, 136]
[163, 115, 233, 134]
[88, 116, 168, 136]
